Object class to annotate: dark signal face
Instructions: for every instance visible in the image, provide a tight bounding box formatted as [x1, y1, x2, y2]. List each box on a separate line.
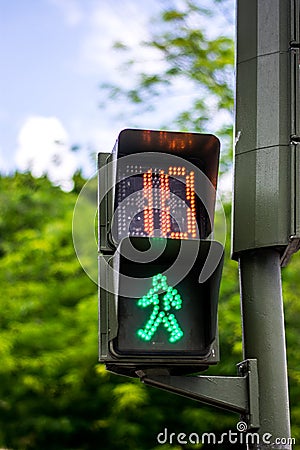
[113, 163, 199, 244]
[111, 237, 223, 358]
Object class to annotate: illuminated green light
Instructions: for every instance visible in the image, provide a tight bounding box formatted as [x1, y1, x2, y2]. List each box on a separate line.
[136, 273, 184, 343]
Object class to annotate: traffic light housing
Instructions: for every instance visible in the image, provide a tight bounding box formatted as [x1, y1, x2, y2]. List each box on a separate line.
[98, 129, 224, 376]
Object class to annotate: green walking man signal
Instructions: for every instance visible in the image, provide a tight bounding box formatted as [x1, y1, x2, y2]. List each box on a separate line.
[137, 273, 184, 344]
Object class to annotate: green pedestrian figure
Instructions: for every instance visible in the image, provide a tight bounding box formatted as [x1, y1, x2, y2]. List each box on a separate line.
[137, 273, 184, 343]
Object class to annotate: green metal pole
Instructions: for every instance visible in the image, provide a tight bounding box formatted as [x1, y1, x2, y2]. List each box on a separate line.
[239, 249, 291, 449]
[234, 1, 295, 446]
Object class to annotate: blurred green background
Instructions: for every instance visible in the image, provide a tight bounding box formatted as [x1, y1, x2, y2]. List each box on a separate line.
[1, 1, 299, 448]
[0, 172, 299, 449]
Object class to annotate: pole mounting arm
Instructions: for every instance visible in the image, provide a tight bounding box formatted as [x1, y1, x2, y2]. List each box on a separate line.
[136, 359, 259, 430]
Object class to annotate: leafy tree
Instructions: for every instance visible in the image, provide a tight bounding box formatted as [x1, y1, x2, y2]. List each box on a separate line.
[0, 173, 96, 449]
[100, 0, 234, 173]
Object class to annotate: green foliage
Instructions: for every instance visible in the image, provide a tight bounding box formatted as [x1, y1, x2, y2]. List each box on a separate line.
[0, 173, 299, 449]
[0, 173, 96, 449]
[282, 256, 300, 445]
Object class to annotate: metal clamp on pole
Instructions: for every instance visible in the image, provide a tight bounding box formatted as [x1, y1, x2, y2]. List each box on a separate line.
[136, 358, 259, 430]
[237, 359, 260, 430]
[289, 40, 300, 50]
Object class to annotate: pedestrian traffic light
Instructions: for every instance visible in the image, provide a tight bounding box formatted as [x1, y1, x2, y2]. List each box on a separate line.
[98, 129, 224, 376]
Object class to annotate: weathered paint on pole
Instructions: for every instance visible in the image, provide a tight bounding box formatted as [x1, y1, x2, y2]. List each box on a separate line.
[234, 1, 294, 448]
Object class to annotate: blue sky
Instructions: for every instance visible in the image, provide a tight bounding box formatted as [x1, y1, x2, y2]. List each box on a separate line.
[0, 0, 234, 190]
[0, 0, 164, 187]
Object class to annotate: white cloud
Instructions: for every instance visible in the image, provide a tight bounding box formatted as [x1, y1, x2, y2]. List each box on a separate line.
[15, 116, 77, 191]
[78, 1, 165, 80]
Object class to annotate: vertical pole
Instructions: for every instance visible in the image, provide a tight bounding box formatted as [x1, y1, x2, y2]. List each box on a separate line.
[239, 250, 291, 449]
[234, 0, 294, 448]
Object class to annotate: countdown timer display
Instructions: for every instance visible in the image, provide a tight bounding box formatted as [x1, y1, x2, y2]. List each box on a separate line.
[114, 163, 198, 242]
[110, 129, 220, 245]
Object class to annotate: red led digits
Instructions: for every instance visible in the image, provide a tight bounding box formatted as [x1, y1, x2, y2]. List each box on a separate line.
[141, 166, 197, 239]
[117, 163, 198, 241]
[169, 167, 196, 240]
[160, 170, 171, 238]
[143, 169, 154, 236]
[186, 171, 197, 238]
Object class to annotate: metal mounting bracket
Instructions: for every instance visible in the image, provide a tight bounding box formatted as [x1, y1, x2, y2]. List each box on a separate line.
[136, 358, 259, 430]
